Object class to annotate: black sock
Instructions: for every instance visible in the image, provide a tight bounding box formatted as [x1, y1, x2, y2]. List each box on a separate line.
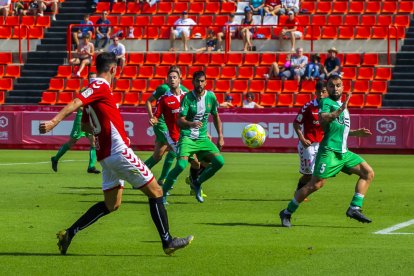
[197, 165, 206, 177]
[149, 197, 173, 247]
[67, 201, 110, 239]
[190, 167, 199, 181]
[296, 180, 307, 191]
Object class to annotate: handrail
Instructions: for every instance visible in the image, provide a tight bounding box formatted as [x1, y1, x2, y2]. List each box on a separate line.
[67, 23, 401, 65]
[6, 24, 30, 64]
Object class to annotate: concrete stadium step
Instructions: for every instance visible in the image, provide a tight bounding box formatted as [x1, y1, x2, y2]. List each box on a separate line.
[13, 83, 50, 91]
[44, 32, 67, 39]
[383, 93, 414, 100]
[51, 20, 76, 27]
[401, 45, 414, 51]
[16, 77, 52, 84]
[56, 13, 85, 21]
[387, 86, 414, 93]
[392, 66, 414, 73]
[45, 26, 68, 33]
[403, 39, 414, 46]
[59, 7, 90, 14]
[27, 51, 66, 59]
[41, 38, 67, 45]
[391, 72, 414, 79]
[396, 52, 414, 59]
[37, 44, 67, 51]
[26, 58, 65, 65]
[61, 1, 91, 8]
[5, 95, 41, 104]
[389, 79, 414, 86]
[21, 69, 57, 77]
[382, 99, 414, 108]
[23, 63, 60, 70]
[394, 59, 412, 66]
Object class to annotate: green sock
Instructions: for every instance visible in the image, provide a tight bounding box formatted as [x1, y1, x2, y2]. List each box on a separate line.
[88, 147, 97, 169]
[287, 198, 299, 214]
[159, 151, 176, 182]
[162, 158, 187, 195]
[197, 155, 224, 185]
[350, 193, 364, 208]
[54, 143, 70, 160]
[144, 156, 158, 169]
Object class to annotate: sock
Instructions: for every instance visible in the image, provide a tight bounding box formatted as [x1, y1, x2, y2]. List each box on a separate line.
[149, 197, 173, 247]
[144, 156, 158, 169]
[197, 155, 224, 185]
[54, 143, 70, 160]
[190, 167, 198, 181]
[296, 179, 307, 191]
[286, 198, 299, 214]
[350, 193, 365, 209]
[197, 165, 206, 177]
[159, 151, 176, 182]
[162, 158, 188, 195]
[88, 147, 97, 169]
[67, 201, 110, 239]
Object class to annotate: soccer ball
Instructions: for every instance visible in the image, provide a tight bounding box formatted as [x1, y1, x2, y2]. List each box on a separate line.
[241, 124, 266, 148]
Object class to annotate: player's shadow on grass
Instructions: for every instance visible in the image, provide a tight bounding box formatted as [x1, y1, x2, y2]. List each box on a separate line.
[63, 186, 102, 190]
[6, 172, 51, 175]
[221, 198, 291, 202]
[0, 252, 153, 257]
[200, 222, 363, 229]
[58, 192, 103, 196]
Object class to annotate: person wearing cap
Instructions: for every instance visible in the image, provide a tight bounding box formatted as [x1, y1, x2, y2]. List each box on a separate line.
[279, 0, 299, 15]
[320, 47, 342, 80]
[240, 6, 256, 51]
[249, 0, 265, 16]
[279, 10, 302, 52]
[217, 14, 238, 51]
[219, 94, 235, 108]
[191, 29, 219, 52]
[170, 11, 197, 51]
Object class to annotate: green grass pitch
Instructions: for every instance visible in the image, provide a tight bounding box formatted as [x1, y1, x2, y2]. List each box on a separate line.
[0, 150, 413, 275]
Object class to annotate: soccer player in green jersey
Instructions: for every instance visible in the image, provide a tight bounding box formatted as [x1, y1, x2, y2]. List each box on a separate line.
[280, 75, 374, 227]
[51, 73, 100, 174]
[145, 66, 189, 185]
[162, 70, 225, 203]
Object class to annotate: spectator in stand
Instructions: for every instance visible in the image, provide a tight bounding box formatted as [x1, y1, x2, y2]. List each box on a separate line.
[70, 34, 94, 78]
[0, 0, 11, 19]
[221, 0, 238, 3]
[305, 53, 323, 81]
[240, 6, 256, 52]
[249, 0, 265, 16]
[191, 29, 219, 53]
[243, 92, 264, 108]
[279, 10, 302, 52]
[107, 36, 126, 71]
[279, 0, 299, 15]
[264, 0, 281, 16]
[219, 94, 235, 108]
[40, 0, 58, 21]
[264, 53, 291, 79]
[13, 0, 26, 16]
[27, 0, 42, 16]
[73, 14, 94, 47]
[287, 47, 308, 82]
[95, 11, 112, 52]
[217, 14, 238, 51]
[320, 47, 341, 80]
[169, 11, 197, 52]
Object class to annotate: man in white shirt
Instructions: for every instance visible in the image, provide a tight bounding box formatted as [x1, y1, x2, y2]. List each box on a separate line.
[0, 0, 11, 19]
[170, 11, 196, 51]
[217, 14, 238, 51]
[107, 36, 126, 71]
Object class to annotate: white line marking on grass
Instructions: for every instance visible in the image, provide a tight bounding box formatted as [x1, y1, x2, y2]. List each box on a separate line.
[374, 219, 414, 235]
[0, 160, 85, 166]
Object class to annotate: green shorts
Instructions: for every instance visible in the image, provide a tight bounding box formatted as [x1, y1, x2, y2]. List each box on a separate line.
[153, 123, 169, 144]
[177, 137, 220, 161]
[313, 148, 365, 179]
[70, 120, 88, 140]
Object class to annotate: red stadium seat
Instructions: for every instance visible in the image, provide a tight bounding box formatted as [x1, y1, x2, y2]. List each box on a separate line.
[344, 15, 359, 26]
[231, 80, 248, 93]
[375, 67, 391, 80]
[65, 79, 81, 91]
[353, 80, 370, 93]
[56, 92, 74, 105]
[0, 66, 4, 77]
[362, 53, 379, 66]
[342, 79, 352, 93]
[355, 26, 371, 39]
[177, 53, 193, 65]
[205, 2, 220, 14]
[358, 67, 374, 80]
[228, 93, 242, 107]
[205, 66, 220, 79]
[39, 92, 57, 105]
[142, 2, 157, 14]
[221, 67, 237, 79]
[198, 15, 213, 26]
[151, 15, 165, 26]
[347, 94, 364, 108]
[260, 53, 277, 66]
[344, 53, 361, 66]
[4, 65, 20, 78]
[220, 2, 236, 13]
[193, 53, 210, 65]
[0, 91, 4, 105]
[126, 2, 141, 14]
[365, 1, 381, 14]
[111, 2, 126, 14]
[123, 92, 139, 106]
[361, 15, 376, 26]
[371, 26, 388, 39]
[304, 26, 321, 40]
[381, 2, 397, 14]
[311, 15, 327, 26]
[300, 80, 316, 93]
[249, 80, 265, 93]
[0, 26, 12, 39]
[157, 2, 173, 14]
[349, 2, 364, 14]
[96, 2, 110, 13]
[214, 80, 231, 93]
[215, 15, 229, 26]
[187, 65, 204, 79]
[316, 2, 332, 14]
[210, 53, 226, 66]
[259, 94, 276, 107]
[294, 94, 312, 107]
[237, 67, 254, 79]
[5, 16, 19, 26]
[48, 78, 64, 91]
[119, 16, 134, 26]
[394, 15, 410, 27]
[328, 15, 343, 26]
[332, 2, 348, 14]
[12, 26, 28, 39]
[300, 2, 316, 14]
[167, 15, 180, 26]
[112, 92, 123, 105]
[28, 26, 44, 39]
[369, 80, 387, 94]
[341, 67, 357, 80]
[398, 1, 414, 14]
[56, 66, 72, 78]
[189, 2, 205, 14]
[377, 15, 393, 26]
[338, 26, 354, 39]
[0, 78, 12, 90]
[21, 16, 35, 27]
[173, 2, 188, 14]
[121, 66, 138, 78]
[254, 66, 270, 79]
[128, 53, 144, 65]
[283, 80, 299, 93]
[181, 79, 193, 90]
[161, 53, 176, 65]
[145, 53, 161, 65]
[137, 66, 154, 79]
[277, 94, 293, 107]
[227, 53, 243, 66]
[364, 94, 382, 108]
[139, 93, 153, 106]
[265, 80, 282, 94]
[321, 26, 338, 39]
[244, 53, 260, 66]
[130, 79, 147, 92]
[153, 66, 170, 79]
[147, 79, 164, 92]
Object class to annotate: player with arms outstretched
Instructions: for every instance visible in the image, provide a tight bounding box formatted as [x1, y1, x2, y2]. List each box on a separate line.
[39, 53, 193, 255]
[279, 75, 374, 227]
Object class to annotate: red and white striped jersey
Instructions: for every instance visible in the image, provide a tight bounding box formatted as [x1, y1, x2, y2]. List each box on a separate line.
[78, 77, 129, 161]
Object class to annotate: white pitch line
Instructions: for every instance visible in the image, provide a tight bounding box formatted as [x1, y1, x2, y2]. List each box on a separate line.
[374, 219, 414, 235]
[0, 160, 86, 166]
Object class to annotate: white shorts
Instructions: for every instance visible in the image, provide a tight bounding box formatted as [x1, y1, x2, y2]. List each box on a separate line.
[172, 29, 190, 38]
[287, 31, 302, 39]
[100, 148, 154, 191]
[298, 142, 319, 175]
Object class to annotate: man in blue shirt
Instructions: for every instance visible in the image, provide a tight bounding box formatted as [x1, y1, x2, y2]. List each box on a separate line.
[73, 14, 94, 47]
[95, 11, 112, 51]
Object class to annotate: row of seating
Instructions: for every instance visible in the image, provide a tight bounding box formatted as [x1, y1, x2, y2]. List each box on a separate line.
[298, 1, 413, 14]
[0, 26, 44, 39]
[0, 16, 51, 27]
[38, 90, 383, 108]
[0, 65, 20, 78]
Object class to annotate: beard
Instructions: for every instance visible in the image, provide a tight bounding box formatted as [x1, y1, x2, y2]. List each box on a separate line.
[329, 93, 341, 101]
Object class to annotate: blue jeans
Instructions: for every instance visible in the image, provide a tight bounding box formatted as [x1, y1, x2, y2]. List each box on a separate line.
[305, 64, 321, 78]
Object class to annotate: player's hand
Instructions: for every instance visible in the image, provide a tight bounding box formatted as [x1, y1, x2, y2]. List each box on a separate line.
[149, 117, 158, 126]
[353, 128, 372, 137]
[39, 120, 55, 134]
[300, 139, 312, 147]
[217, 136, 224, 150]
[192, 121, 203, 128]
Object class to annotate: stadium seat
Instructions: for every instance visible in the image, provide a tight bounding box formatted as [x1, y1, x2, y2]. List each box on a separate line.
[347, 94, 364, 108]
[142, 2, 157, 14]
[128, 53, 144, 65]
[316, 2, 332, 14]
[277, 94, 293, 107]
[375, 67, 392, 80]
[56, 92, 74, 105]
[237, 67, 254, 79]
[126, 2, 141, 14]
[0, 78, 12, 91]
[214, 80, 231, 92]
[372, 27, 389, 39]
[73, 66, 89, 78]
[342, 79, 351, 93]
[28, 26, 44, 39]
[338, 26, 354, 39]
[96, 2, 110, 13]
[249, 80, 265, 93]
[161, 53, 176, 65]
[364, 94, 382, 108]
[365, 1, 381, 14]
[370, 80, 387, 94]
[355, 26, 371, 39]
[205, 67, 220, 79]
[157, 2, 172, 14]
[177, 53, 193, 66]
[189, 2, 205, 14]
[187, 65, 204, 79]
[294, 94, 312, 107]
[48, 78, 64, 91]
[56, 66, 72, 78]
[361, 15, 376, 26]
[300, 2, 316, 14]
[4, 65, 20, 78]
[130, 79, 147, 92]
[151, 15, 165, 26]
[227, 54, 243, 66]
[65, 79, 82, 91]
[381, 2, 397, 14]
[377, 15, 393, 26]
[265, 80, 282, 94]
[259, 94, 276, 107]
[119, 16, 134, 26]
[12, 26, 28, 39]
[205, 2, 220, 14]
[147, 79, 164, 92]
[398, 1, 414, 14]
[353, 80, 370, 93]
[0, 66, 4, 77]
[358, 67, 374, 80]
[112, 92, 123, 105]
[120, 66, 137, 78]
[362, 53, 379, 66]
[137, 66, 154, 79]
[198, 15, 213, 26]
[173, 2, 188, 14]
[300, 80, 316, 93]
[5, 16, 19, 26]
[167, 15, 180, 26]
[228, 93, 242, 107]
[0, 26, 12, 39]
[221, 67, 237, 79]
[332, 2, 348, 14]
[256, 27, 272, 39]
[394, 15, 410, 27]
[210, 54, 226, 66]
[304, 26, 321, 40]
[349, 2, 364, 14]
[254, 66, 269, 79]
[344, 54, 361, 66]
[159, 26, 171, 39]
[193, 53, 210, 65]
[215, 93, 225, 105]
[231, 80, 248, 93]
[221, 2, 236, 13]
[145, 53, 161, 65]
[344, 15, 359, 26]
[260, 53, 277, 66]
[311, 15, 327, 26]
[282, 80, 299, 93]
[39, 91, 57, 105]
[123, 92, 139, 106]
[114, 79, 131, 92]
[342, 67, 357, 80]
[328, 15, 343, 26]
[0, 91, 4, 105]
[181, 79, 193, 90]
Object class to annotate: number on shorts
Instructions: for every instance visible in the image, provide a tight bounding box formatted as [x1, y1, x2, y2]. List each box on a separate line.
[319, 163, 326, 173]
[85, 105, 102, 135]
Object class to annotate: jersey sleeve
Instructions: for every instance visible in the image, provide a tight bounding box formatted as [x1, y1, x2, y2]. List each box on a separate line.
[152, 84, 168, 100]
[180, 84, 189, 92]
[77, 83, 106, 106]
[294, 103, 308, 124]
[180, 93, 190, 117]
[153, 96, 165, 118]
[319, 98, 332, 114]
[210, 92, 218, 115]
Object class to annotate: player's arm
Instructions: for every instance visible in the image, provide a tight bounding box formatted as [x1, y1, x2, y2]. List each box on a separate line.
[39, 98, 83, 133]
[212, 113, 224, 150]
[293, 121, 311, 147]
[150, 97, 165, 126]
[319, 93, 351, 124]
[349, 128, 372, 137]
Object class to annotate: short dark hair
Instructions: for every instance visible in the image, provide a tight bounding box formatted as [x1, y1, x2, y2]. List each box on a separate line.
[168, 65, 181, 77]
[96, 52, 117, 74]
[193, 70, 206, 80]
[315, 81, 326, 91]
[246, 92, 254, 99]
[327, 74, 342, 84]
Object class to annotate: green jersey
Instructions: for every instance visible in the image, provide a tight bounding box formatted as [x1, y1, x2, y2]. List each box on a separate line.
[153, 83, 189, 125]
[319, 97, 350, 153]
[179, 90, 218, 140]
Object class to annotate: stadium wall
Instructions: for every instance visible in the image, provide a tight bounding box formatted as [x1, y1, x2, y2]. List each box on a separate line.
[1, 108, 413, 154]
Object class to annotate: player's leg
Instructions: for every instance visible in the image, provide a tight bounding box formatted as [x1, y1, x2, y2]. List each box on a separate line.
[51, 137, 78, 172]
[170, 30, 177, 51]
[86, 134, 100, 174]
[182, 31, 189, 51]
[144, 141, 168, 169]
[162, 157, 189, 197]
[158, 150, 176, 185]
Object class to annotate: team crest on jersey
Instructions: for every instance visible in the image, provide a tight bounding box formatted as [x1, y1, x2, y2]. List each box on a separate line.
[81, 88, 93, 98]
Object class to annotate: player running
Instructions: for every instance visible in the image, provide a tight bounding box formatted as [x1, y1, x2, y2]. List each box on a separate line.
[162, 71, 225, 203]
[292, 81, 328, 194]
[279, 75, 374, 227]
[39, 53, 193, 255]
[50, 73, 100, 174]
